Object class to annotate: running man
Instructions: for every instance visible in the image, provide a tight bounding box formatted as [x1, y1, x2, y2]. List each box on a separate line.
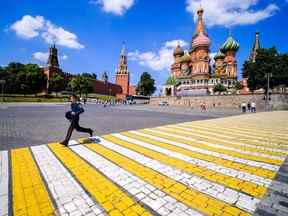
[60, 94, 93, 146]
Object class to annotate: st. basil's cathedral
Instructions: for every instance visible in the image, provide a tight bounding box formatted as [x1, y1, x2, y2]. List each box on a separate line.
[164, 7, 240, 96]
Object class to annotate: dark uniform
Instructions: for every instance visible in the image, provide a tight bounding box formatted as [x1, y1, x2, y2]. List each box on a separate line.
[61, 102, 93, 146]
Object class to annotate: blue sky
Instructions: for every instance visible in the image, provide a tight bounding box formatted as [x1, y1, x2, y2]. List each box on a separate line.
[1, 0, 288, 92]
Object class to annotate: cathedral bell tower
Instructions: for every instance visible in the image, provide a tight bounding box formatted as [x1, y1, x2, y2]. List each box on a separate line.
[115, 43, 130, 99]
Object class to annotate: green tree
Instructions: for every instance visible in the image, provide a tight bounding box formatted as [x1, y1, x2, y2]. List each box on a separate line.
[242, 47, 288, 91]
[0, 62, 45, 95]
[49, 73, 66, 96]
[24, 64, 45, 95]
[68, 75, 93, 97]
[213, 83, 227, 93]
[136, 72, 156, 96]
[82, 72, 97, 80]
[234, 81, 243, 90]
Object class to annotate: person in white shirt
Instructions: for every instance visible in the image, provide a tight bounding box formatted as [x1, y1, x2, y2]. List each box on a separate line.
[251, 101, 256, 113]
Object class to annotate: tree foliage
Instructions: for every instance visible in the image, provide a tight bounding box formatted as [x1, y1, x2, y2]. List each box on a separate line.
[234, 81, 243, 90]
[0, 62, 46, 95]
[136, 72, 156, 96]
[68, 75, 93, 97]
[49, 73, 66, 96]
[243, 47, 288, 91]
[213, 83, 227, 93]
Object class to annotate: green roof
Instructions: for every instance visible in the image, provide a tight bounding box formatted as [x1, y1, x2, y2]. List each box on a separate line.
[214, 50, 225, 59]
[220, 36, 240, 53]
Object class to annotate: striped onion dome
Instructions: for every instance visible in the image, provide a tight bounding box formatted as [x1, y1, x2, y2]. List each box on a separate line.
[192, 32, 211, 49]
[220, 36, 240, 53]
[214, 50, 225, 59]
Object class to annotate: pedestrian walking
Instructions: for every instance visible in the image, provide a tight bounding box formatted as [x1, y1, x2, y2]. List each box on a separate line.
[241, 102, 246, 113]
[60, 94, 93, 146]
[247, 102, 251, 112]
[251, 101, 256, 113]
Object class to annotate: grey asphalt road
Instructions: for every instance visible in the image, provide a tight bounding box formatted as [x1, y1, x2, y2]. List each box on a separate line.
[0, 103, 241, 150]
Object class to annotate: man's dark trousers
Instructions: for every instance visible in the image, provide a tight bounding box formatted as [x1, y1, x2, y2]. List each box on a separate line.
[63, 115, 91, 143]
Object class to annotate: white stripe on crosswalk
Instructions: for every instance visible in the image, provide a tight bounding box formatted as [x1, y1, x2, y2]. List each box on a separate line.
[145, 128, 279, 171]
[188, 123, 288, 142]
[31, 145, 106, 216]
[0, 151, 9, 216]
[173, 125, 288, 154]
[155, 127, 285, 161]
[93, 136, 259, 213]
[119, 132, 272, 187]
[70, 144, 203, 216]
[137, 131, 279, 171]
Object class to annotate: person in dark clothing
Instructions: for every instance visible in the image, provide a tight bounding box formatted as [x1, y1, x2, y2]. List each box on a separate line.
[247, 102, 251, 112]
[60, 94, 93, 146]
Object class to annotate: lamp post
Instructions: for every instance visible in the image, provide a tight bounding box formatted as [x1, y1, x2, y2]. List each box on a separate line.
[265, 73, 272, 111]
[0, 80, 6, 102]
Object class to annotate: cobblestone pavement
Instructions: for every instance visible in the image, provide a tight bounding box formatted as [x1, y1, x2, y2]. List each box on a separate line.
[0, 111, 288, 216]
[0, 103, 240, 151]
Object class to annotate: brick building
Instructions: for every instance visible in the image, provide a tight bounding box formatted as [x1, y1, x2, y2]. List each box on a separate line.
[43, 44, 136, 99]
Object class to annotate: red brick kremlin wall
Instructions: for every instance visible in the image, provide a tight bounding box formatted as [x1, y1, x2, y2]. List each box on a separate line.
[91, 80, 122, 96]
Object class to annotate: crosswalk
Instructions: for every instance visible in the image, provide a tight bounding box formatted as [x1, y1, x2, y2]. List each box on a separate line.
[0, 111, 288, 216]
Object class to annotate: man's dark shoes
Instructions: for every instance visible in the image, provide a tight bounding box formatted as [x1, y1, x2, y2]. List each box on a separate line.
[89, 129, 93, 137]
[60, 141, 68, 146]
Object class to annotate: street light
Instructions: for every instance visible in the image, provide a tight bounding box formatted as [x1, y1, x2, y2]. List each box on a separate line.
[0, 80, 6, 102]
[265, 73, 272, 111]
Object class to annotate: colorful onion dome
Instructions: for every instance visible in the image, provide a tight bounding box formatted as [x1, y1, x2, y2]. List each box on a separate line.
[180, 53, 191, 63]
[173, 43, 184, 56]
[192, 32, 211, 49]
[220, 36, 240, 53]
[214, 50, 225, 59]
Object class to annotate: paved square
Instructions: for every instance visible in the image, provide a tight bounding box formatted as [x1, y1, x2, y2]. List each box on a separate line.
[1, 111, 288, 216]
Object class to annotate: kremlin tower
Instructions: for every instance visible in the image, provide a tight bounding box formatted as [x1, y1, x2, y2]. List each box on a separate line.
[44, 44, 63, 92]
[115, 44, 130, 99]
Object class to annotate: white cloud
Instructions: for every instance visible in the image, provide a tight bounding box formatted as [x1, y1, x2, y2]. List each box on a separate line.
[90, 0, 135, 15]
[33, 52, 49, 62]
[10, 15, 45, 39]
[128, 40, 188, 71]
[11, 15, 84, 49]
[61, 54, 68, 60]
[209, 52, 217, 67]
[41, 21, 84, 49]
[33, 51, 68, 63]
[186, 0, 279, 27]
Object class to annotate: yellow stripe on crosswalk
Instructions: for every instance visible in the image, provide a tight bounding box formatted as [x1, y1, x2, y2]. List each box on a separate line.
[11, 148, 55, 216]
[105, 134, 267, 198]
[188, 122, 288, 143]
[148, 127, 283, 166]
[88, 138, 251, 216]
[165, 125, 288, 157]
[48, 143, 151, 216]
[178, 124, 288, 151]
[122, 131, 275, 180]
